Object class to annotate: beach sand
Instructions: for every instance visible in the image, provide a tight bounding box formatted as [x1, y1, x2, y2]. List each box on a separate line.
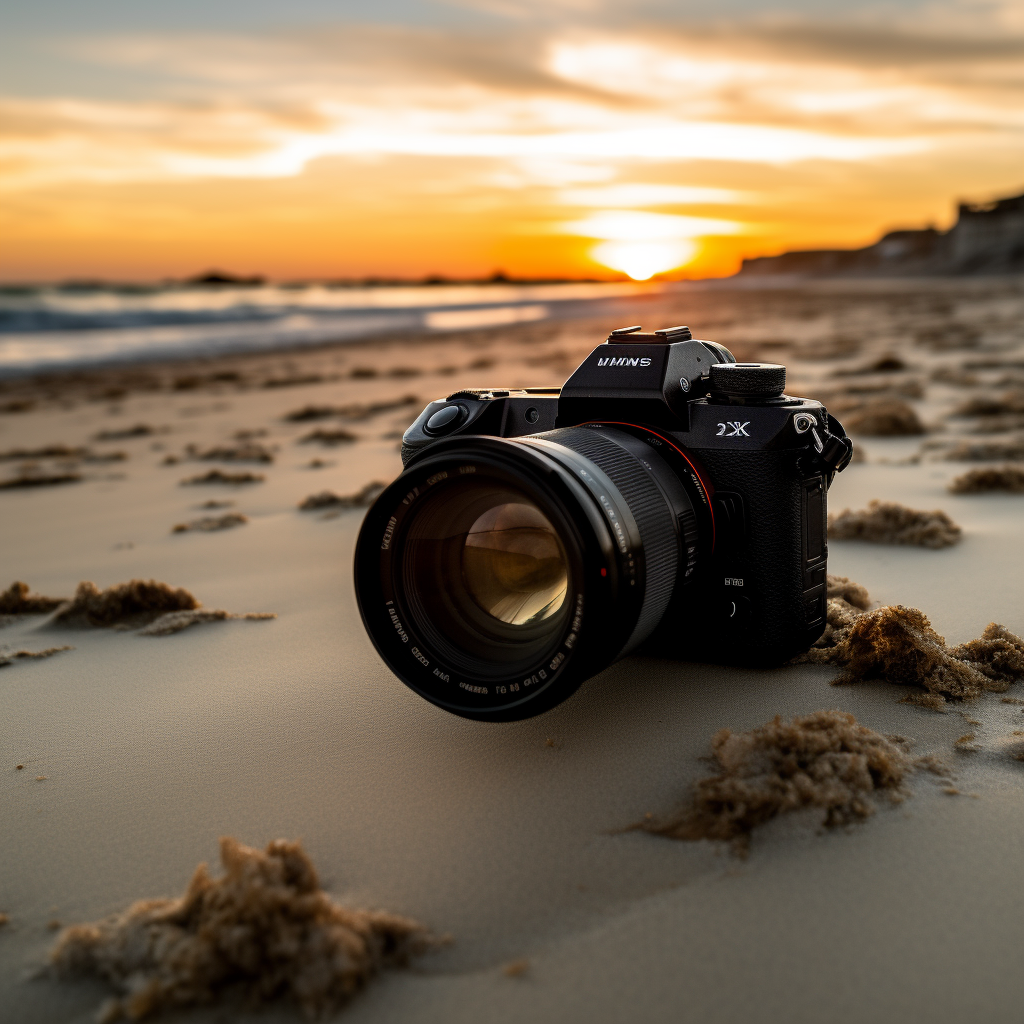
[3, 277, 1024, 1023]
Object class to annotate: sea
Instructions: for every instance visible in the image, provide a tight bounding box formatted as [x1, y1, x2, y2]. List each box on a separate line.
[0, 280, 669, 376]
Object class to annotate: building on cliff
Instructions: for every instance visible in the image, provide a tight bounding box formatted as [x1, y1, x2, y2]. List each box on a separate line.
[738, 189, 1024, 277]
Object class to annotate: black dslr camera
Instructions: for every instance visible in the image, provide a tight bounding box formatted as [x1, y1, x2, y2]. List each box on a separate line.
[354, 325, 853, 721]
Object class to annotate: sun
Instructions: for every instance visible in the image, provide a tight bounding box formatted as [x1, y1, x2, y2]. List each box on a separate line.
[591, 240, 698, 281]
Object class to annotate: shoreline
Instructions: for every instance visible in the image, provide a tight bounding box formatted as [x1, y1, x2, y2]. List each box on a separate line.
[2, 274, 1021, 384]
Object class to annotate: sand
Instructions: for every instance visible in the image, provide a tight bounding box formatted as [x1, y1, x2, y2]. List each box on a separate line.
[4, 277, 1024, 1024]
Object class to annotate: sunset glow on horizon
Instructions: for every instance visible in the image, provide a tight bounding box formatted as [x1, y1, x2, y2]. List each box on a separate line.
[2, 1, 1023, 282]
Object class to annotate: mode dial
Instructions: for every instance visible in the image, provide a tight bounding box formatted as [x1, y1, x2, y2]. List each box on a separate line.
[709, 362, 786, 399]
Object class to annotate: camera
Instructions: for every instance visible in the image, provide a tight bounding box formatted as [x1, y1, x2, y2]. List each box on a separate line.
[354, 325, 853, 721]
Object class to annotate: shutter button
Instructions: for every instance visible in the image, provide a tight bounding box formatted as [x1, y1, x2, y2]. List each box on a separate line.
[424, 404, 463, 435]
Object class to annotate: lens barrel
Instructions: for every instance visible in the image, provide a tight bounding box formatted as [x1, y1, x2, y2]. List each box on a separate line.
[354, 425, 706, 720]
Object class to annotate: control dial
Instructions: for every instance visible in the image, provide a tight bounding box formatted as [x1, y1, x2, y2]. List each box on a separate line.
[709, 362, 786, 399]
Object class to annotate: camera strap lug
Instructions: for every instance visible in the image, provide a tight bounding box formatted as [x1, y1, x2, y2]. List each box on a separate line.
[813, 413, 854, 481]
[820, 433, 853, 472]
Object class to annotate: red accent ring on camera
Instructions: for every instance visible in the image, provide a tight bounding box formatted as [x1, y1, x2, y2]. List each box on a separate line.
[580, 421, 716, 553]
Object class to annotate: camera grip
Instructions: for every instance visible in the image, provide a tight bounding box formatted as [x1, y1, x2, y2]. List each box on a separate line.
[680, 448, 826, 663]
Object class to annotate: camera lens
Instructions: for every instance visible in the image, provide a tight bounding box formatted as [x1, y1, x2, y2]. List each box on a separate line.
[354, 426, 710, 721]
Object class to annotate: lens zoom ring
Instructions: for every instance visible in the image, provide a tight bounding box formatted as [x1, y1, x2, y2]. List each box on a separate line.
[542, 427, 678, 654]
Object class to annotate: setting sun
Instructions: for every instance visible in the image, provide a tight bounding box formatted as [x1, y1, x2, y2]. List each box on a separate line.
[563, 211, 740, 279]
[590, 240, 698, 281]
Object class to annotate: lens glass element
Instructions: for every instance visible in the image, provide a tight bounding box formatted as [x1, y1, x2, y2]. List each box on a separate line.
[462, 502, 568, 626]
[396, 475, 574, 678]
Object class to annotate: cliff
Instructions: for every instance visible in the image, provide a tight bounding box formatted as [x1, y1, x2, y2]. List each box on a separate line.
[739, 190, 1024, 277]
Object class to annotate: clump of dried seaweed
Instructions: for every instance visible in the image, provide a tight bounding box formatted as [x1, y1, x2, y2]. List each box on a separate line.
[943, 438, 1024, 462]
[262, 373, 330, 389]
[334, 396, 419, 421]
[949, 466, 1024, 493]
[954, 390, 1024, 417]
[824, 379, 924, 401]
[0, 581, 66, 615]
[965, 414, 1024, 434]
[832, 610, 1024, 699]
[637, 710, 912, 854]
[180, 470, 264, 486]
[283, 405, 341, 422]
[171, 513, 248, 534]
[94, 425, 158, 442]
[0, 645, 72, 668]
[44, 580, 274, 635]
[801, 578, 1024, 708]
[185, 442, 274, 464]
[0, 446, 123, 465]
[826, 574, 872, 610]
[930, 365, 979, 387]
[49, 836, 433, 1021]
[828, 500, 962, 548]
[0, 445, 87, 461]
[0, 398, 35, 413]
[834, 354, 907, 376]
[299, 428, 358, 446]
[137, 610, 275, 636]
[299, 482, 386, 511]
[0, 468, 82, 489]
[842, 400, 926, 436]
[915, 323, 980, 351]
[284, 397, 418, 423]
[804, 575, 874, 652]
[52, 580, 200, 628]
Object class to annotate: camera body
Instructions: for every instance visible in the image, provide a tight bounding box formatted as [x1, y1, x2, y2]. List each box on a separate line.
[397, 326, 852, 668]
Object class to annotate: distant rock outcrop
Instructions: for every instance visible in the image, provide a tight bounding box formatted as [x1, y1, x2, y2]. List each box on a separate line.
[739, 190, 1024, 277]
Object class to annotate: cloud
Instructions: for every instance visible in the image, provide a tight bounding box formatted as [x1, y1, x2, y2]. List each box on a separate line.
[558, 183, 743, 205]
[561, 209, 742, 239]
[2, 7, 1022, 282]
[11, 14, 1017, 194]
[75, 25, 633, 105]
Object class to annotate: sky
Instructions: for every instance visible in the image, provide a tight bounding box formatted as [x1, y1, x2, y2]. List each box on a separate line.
[1, 0, 1023, 282]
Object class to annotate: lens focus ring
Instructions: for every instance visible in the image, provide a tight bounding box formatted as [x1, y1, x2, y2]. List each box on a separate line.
[534, 427, 681, 654]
